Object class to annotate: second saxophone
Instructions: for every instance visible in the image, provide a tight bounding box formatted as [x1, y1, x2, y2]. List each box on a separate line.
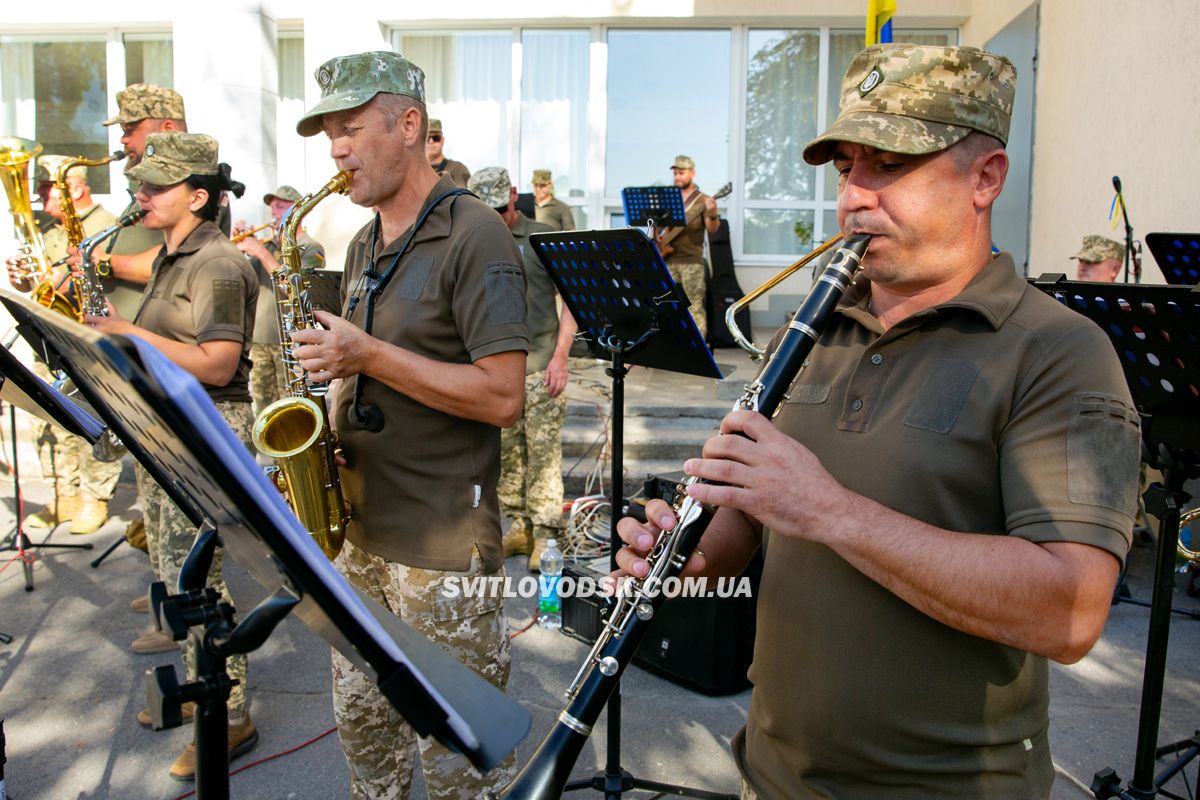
[251, 171, 352, 560]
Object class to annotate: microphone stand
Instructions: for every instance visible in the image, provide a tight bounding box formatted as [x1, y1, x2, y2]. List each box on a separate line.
[1113, 175, 1141, 284]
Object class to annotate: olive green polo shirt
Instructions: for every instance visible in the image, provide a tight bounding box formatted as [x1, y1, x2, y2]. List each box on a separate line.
[534, 196, 575, 232]
[109, 194, 164, 319]
[333, 175, 529, 572]
[511, 212, 561, 374]
[430, 157, 471, 189]
[42, 204, 117, 262]
[665, 187, 710, 263]
[732, 253, 1140, 799]
[133, 220, 257, 403]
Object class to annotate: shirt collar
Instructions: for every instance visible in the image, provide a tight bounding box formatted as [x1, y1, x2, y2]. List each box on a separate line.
[357, 174, 461, 257]
[172, 220, 223, 256]
[840, 252, 1025, 332]
[510, 212, 535, 238]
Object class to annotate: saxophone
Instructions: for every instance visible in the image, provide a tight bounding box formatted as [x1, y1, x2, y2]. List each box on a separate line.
[490, 234, 871, 800]
[251, 170, 352, 560]
[78, 206, 147, 318]
[40, 151, 125, 322]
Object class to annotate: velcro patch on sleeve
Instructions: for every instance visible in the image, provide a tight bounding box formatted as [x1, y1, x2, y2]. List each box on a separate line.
[484, 261, 526, 326]
[1067, 392, 1141, 512]
[211, 279, 244, 327]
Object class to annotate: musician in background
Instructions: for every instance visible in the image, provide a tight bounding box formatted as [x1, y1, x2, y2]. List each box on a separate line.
[5, 157, 122, 535]
[469, 167, 577, 572]
[85, 132, 259, 780]
[617, 44, 1139, 799]
[656, 155, 720, 338]
[425, 118, 471, 187]
[531, 169, 575, 231]
[1071, 234, 1125, 282]
[289, 51, 526, 799]
[233, 185, 326, 414]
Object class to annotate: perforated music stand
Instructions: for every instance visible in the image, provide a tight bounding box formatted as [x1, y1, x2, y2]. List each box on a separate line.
[1146, 233, 1200, 287]
[1032, 275, 1200, 800]
[0, 289, 530, 799]
[620, 186, 686, 230]
[529, 228, 730, 800]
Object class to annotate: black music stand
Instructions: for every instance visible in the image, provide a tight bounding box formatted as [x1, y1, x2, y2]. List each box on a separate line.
[0, 289, 531, 800]
[621, 186, 686, 232]
[1031, 276, 1200, 800]
[1146, 233, 1200, 287]
[0, 340, 98, 591]
[529, 228, 730, 800]
[307, 269, 344, 315]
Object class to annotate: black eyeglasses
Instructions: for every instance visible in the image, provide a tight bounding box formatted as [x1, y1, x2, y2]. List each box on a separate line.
[427, 134, 443, 143]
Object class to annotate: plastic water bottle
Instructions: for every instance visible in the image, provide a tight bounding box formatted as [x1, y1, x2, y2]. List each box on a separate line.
[538, 539, 564, 630]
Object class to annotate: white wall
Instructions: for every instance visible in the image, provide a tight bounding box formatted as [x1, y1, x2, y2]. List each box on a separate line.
[1028, 0, 1200, 282]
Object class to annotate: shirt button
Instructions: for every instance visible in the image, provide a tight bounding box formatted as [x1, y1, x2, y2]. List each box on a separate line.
[850, 399, 863, 412]
[870, 353, 883, 365]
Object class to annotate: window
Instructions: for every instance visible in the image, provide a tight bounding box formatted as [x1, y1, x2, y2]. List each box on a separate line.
[605, 30, 731, 198]
[1, 35, 112, 192]
[123, 34, 173, 88]
[519, 29, 589, 199]
[393, 30, 513, 173]
[276, 30, 307, 190]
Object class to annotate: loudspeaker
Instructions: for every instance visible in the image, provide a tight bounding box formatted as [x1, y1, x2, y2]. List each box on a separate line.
[561, 554, 760, 696]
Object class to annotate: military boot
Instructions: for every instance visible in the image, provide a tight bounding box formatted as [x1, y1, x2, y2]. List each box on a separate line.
[68, 497, 109, 535]
[26, 493, 79, 529]
[502, 527, 534, 558]
[168, 712, 258, 782]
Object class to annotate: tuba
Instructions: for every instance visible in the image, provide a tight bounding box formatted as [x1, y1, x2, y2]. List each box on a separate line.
[251, 171, 352, 560]
[0, 137, 73, 317]
[490, 234, 871, 799]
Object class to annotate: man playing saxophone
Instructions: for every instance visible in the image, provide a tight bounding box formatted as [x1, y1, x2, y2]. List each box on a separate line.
[5, 156, 123, 534]
[288, 51, 527, 800]
[616, 44, 1139, 799]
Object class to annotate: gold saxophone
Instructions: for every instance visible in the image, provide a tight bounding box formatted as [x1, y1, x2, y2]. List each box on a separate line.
[41, 150, 126, 322]
[251, 170, 352, 560]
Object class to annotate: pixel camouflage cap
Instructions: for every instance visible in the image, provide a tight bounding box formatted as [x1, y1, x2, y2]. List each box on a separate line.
[102, 83, 186, 127]
[671, 155, 695, 171]
[296, 51, 426, 137]
[532, 169, 552, 184]
[803, 44, 1016, 165]
[264, 185, 302, 205]
[428, 118, 443, 135]
[1071, 235, 1126, 263]
[125, 132, 219, 186]
[468, 167, 513, 208]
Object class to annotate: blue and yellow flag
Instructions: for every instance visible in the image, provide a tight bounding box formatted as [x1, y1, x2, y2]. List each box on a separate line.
[866, 0, 896, 46]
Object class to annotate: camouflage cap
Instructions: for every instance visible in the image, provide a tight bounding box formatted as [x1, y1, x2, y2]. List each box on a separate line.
[428, 118, 443, 135]
[468, 167, 513, 208]
[1071, 235, 1126, 263]
[264, 185, 302, 205]
[803, 44, 1016, 165]
[102, 83, 186, 127]
[297, 51, 426, 137]
[125, 132, 219, 185]
[671, 155, 695, 171]
[532, 169, 552, 185]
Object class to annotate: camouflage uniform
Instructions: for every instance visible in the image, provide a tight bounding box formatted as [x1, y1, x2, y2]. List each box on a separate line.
[135, 401, 254, 716]
[298, 52, 525, 800]
[331, 540, 514, 800]
[1071, 234, 1125, 264]
[662, 156, 711, 339]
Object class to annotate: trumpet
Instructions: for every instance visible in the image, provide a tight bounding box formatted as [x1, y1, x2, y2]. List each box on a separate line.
[231, 221, 276, 245]
[490, 234, 871, 799]
[1176, 508, 1200, 563]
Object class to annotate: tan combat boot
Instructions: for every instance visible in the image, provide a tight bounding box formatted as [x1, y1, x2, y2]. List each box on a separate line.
[502, 527, 534, 558]
[26, 493, 79, 529]
[529, 538, 548, 573]
[68, 497, 109, 535]
[131, 627, 178, 654]
[168, 712, 258, 782]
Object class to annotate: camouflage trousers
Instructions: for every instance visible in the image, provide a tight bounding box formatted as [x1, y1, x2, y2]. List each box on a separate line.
[498, 370, 566, 542]
[666, 259, 708, 340]
[31, 361, 122, 501]
[134, 400, 254, 716]
[249, 342, 286, 416]
[331, 539, 515, 800]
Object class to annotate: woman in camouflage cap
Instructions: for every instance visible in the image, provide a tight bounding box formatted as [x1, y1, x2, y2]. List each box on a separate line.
[85, 130, 262, 781]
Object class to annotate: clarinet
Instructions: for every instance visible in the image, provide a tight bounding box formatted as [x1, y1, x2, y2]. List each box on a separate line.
[491, 233, 871, 799]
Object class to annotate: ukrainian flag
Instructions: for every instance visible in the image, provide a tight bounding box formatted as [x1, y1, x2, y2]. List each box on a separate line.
[867, 0, 896, 46]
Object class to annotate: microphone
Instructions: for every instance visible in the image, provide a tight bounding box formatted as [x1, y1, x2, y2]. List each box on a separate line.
[1112, 175, 1122, 194]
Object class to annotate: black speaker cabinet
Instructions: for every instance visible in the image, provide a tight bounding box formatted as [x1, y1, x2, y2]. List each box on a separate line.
[561, 554, 760, 696]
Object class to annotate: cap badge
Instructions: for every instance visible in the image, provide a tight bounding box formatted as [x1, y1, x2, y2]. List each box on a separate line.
[859, 67, 883, 96]
[145, 144, 155, 157]
[317, 67, 333, 90]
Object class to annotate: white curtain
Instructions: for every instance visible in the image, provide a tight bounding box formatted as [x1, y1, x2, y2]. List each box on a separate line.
[0, 41, 37, 138]
[520, 31, 589, 196]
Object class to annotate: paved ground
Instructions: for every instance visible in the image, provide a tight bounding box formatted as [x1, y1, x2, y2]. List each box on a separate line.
[1, 358, 1199, 799]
